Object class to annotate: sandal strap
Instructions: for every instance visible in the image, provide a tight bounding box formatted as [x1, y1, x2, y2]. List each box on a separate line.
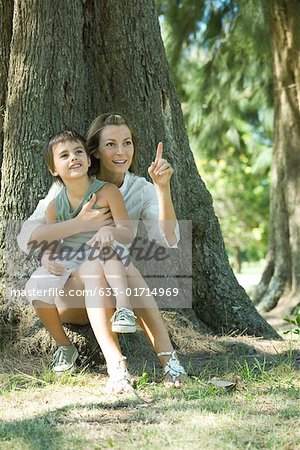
[158, 350, 186, 382]
[157, 351, 173, 357]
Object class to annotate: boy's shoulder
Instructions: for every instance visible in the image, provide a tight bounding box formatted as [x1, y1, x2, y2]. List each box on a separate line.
[96, 182, 119, 197]
[46, 198, 56, 210]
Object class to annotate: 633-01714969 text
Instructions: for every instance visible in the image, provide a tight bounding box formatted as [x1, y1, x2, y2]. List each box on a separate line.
[95, 287, 179, 297]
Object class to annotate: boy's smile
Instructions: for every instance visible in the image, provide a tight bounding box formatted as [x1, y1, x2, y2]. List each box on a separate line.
[69, 162, 82, 170]
[51, 141, 91, 181]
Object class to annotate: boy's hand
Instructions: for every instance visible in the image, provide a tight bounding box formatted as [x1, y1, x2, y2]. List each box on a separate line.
[76, 194, 112, 231]
[148, 142, 173, 187]
[41, 252, 65, 276]
[87, 227, 114, 248]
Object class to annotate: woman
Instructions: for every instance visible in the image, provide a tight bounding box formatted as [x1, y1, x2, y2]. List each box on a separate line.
[18, 113, 186, 392]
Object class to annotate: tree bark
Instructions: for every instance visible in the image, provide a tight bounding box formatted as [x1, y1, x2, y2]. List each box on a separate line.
[93, 0, 278, 338]
[0, 0, 14, 185]
[0, 0, 93, 222]
[255, 0, 300, 315]
[0, 0, 279, 340]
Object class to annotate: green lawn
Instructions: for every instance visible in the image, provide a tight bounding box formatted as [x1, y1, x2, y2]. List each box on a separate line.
[0, 351, 299, 450]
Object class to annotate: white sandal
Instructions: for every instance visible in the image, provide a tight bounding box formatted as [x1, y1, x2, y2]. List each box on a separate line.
[157, 350, 186, 387]
[106, 356, 132, 395]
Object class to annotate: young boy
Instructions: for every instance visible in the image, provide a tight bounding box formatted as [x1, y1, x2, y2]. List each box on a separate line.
[26, 130, 136, 372]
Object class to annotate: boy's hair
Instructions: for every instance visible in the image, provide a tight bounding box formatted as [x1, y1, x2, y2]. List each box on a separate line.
[44, 129, 97, 183]
[87, 113, 137, 172]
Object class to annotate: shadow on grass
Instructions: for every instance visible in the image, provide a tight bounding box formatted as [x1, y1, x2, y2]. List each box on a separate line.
[0, 397, 146, 450]
[1, 385, 299, 450]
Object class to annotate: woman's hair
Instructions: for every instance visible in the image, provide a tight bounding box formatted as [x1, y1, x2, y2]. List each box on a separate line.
[86, 113, 137, 172]
[44, 129, 98, 183]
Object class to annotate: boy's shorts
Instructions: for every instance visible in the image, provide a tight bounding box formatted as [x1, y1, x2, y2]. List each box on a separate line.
[25, 247, 129, 306]
[25, 255, 84, 305]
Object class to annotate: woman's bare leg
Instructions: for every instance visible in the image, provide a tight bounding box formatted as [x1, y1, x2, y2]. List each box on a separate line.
[126, 263, 173, 365]
[69, 262, 127, 373]
[126, 263, 184, 385]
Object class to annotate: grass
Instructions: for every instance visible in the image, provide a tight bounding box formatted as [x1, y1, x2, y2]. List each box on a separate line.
[0, 352, 299, 450]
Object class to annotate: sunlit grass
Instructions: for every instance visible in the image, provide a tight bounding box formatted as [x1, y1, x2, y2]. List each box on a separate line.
[0, 357, 299, 450]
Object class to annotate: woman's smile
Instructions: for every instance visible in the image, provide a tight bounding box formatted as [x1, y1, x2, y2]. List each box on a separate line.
[98, 125, 134, 181]
[112, 159, 127, 165]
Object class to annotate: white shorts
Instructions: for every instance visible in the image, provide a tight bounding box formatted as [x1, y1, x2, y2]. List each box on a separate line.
[25, 247, 129, 306]
[25, 253, 88, 305]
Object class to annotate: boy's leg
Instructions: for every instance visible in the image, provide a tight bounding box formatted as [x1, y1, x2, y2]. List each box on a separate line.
[25, 265, 79, 372]
[32, 298, 78, 373]
[26, 266, 72, 347]
[33, 300, 70, 347]
[103, 257, 137, 332]
[55, 272, 89, 324]
[57, 268, 125, 366]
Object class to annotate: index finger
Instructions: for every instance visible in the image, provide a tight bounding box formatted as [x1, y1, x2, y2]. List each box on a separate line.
[155, 142, 163, 163]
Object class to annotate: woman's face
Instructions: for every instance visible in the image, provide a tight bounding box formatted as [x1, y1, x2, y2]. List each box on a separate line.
[98, 125, 134, 175]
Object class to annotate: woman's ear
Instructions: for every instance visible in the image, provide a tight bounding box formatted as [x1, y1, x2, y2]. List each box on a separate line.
[94, 150, 100, 160]
[88, 156, 91, 167]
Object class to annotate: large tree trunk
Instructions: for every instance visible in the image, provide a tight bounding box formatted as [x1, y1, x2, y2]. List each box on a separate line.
[0, 0, 92, 221]
[0, 0, 99, 334]
[93, 0, 278, 338]
[255, 0, 300, 315]
[0, 0, 278, 342]
[0, 0, 14, 184]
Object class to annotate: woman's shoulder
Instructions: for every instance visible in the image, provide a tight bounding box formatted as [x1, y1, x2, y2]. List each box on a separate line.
[123, 172, 157, 210]
[44, 182, 64, 201]
[124, 172, 153, 190]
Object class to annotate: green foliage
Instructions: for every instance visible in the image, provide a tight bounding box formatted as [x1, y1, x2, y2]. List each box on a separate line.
[158, 0, 273, 263]
[284, 307, 300, 336]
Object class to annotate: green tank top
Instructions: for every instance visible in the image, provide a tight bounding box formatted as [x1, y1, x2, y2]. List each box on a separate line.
[55, 178, 107, 252]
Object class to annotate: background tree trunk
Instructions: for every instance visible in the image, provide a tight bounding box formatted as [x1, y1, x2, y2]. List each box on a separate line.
[255, 0, 300, 315]
[0, 0, 279, 343]
[0, 0, 14, 185]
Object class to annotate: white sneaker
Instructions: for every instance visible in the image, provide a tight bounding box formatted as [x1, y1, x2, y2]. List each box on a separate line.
[111, 307, 137, 333]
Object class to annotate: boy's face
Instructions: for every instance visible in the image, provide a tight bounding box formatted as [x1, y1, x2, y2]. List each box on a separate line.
[50, 141, 91, 182]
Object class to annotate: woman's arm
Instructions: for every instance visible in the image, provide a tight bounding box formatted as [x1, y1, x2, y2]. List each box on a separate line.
[147, 142, 177, 246]
[45, 200, 58, 224]
[17, 182, 62, 254]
